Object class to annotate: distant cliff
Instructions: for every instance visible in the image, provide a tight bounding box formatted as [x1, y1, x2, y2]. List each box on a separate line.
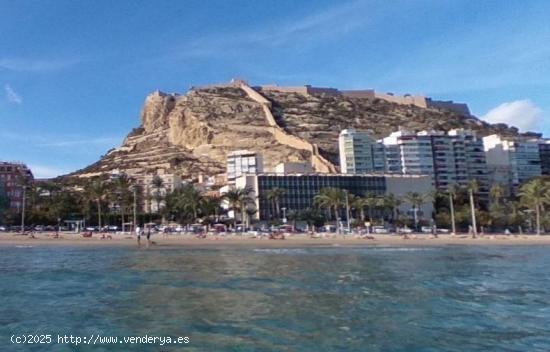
[71, 81, 521, 180]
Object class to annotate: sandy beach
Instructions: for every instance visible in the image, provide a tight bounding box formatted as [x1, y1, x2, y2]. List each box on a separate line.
[2, 232, 550, 247]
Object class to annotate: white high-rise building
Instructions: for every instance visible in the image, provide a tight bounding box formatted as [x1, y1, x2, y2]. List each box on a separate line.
[226, 150, 263, 185]
[483, 134, 542, 193]
[381, 129, 488, 194]
[338, 129, 384, 174]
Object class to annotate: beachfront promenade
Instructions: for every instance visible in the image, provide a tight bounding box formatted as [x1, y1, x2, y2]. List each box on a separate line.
[2, 232, 550, 247]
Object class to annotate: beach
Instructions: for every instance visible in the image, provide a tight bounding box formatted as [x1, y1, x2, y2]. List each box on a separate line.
[2, 231, 550, 247]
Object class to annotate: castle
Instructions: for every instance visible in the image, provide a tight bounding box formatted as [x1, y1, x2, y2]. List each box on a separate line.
[259, 84, 470, 116]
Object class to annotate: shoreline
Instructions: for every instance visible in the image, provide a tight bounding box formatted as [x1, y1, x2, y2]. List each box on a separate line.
[2, 232, 550, 248]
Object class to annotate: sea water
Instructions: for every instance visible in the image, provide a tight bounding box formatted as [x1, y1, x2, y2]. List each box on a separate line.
[1, 244, 549, 351]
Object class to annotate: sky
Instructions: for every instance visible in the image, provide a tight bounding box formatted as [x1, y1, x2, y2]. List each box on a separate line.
[1, 0, 549, 178]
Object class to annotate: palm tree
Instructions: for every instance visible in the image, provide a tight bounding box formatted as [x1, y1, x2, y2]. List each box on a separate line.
[17, 175, 33, 232]
[85, 177, 109, 230]
[519, 178, 550, 235]
[351, 195, 367, 222]
[180, 184, 203, 221]
[223, 187, 254, 230]
[314, 188, 345, 222]
[404, 191, 426, 230]
[112, 174, 133, 232]
[448, 184, 458, 235]
[151, 175, 164, 215]
[467, 179, 479, 238]
[200, 195, 222, 223]
[364, 193, 380, 223]
[490, 183, 505, 207]
[383, 193, 401, 224]
[266, 188, 285, 219]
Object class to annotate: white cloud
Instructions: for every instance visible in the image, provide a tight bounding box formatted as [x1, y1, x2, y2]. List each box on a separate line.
[4, 84, 22, 104]
[482, 99, 545, 132]
[28, 165, 70, 179]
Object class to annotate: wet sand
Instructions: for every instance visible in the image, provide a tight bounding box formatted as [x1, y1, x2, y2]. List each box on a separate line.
[1, 232, 550, 247]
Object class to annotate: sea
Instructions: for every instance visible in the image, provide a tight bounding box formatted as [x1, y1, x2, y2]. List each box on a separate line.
[1, 244, 549, 351]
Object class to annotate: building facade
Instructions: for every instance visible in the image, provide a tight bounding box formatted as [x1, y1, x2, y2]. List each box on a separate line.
[539, 141, 550, 176]
[339, 129, 385, 174]
[0, 162, 33, 210]
[380, 129, 488, 194]
[236, 173, 433, 221]
[483, 134, 542, 193]
[226, 150, 263, 185]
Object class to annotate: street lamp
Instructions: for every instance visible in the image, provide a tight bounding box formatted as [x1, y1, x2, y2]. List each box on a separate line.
[281, 207, 287, 223]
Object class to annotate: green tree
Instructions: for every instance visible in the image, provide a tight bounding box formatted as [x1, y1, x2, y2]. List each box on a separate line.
[151, 175, 164, 216]
[223, 187, 254, 230]
[314, 188, 345, 222]
[519, 178, 550, 235]
[404, 191, 427, 230]
[112, 174, 133, 232]
[266, 188, 285, 220]
[84, 177, 110, 229]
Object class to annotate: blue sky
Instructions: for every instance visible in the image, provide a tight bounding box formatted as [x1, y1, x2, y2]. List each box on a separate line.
[1, 0, 549, 178]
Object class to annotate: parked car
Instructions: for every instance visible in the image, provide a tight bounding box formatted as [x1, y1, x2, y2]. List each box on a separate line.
[372, 226, 389, 234]
[0, 226, 7, 232]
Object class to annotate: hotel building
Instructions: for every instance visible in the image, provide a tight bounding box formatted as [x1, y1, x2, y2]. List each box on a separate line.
[236, 173, 433, 221]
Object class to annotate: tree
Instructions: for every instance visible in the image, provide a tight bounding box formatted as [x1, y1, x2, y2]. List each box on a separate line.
[85, 177, 109, 229]
[223, 187, 254, 230]
[467, 179, 479, 238]
[490, 183, 505, 207]
[314, 188, 345, 222]
[112, 174, 133, 232]
[151, 175, 165, 215]
[200, 195, 222, 224]
[519, 178, 550, 235]
[266, 188, 285, 220]
[17, 175, 34, 232]
[364, 193, 380, 223]
[448, 185, 458, 235]
[383, 193, 401, 224]
[404, 191, 426, 230]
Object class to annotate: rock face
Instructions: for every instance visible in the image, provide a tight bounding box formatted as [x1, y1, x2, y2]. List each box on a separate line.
[72, 82, 521, 180]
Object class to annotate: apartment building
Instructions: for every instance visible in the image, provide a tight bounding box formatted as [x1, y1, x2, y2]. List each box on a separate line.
[226, 150, 263, 185]
[339, 129, 385, 174]
[0, 162, 34, 210]
[379, 129, 488, 193]
[483, 134, 542, 194]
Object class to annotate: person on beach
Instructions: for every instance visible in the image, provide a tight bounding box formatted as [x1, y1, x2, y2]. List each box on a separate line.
[136, 226, 142, 247]
[146, 226, 151, 247]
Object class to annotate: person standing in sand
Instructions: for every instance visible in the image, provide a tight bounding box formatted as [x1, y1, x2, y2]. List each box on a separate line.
[136, 225, 142, 247]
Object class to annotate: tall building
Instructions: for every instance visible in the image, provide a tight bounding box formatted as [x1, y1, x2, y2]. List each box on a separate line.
[338, 129, 385, 174]
[381, 129, 488, 193]
[226, 150, 263, 185]
[235, 173, 433, 221]
[0, 162, 34, 210]
[483, 134, 542, 193]
[539, 140, 550, 176]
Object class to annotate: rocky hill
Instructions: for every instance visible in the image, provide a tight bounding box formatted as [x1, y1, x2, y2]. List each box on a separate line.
[71, 81, 521, 180]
